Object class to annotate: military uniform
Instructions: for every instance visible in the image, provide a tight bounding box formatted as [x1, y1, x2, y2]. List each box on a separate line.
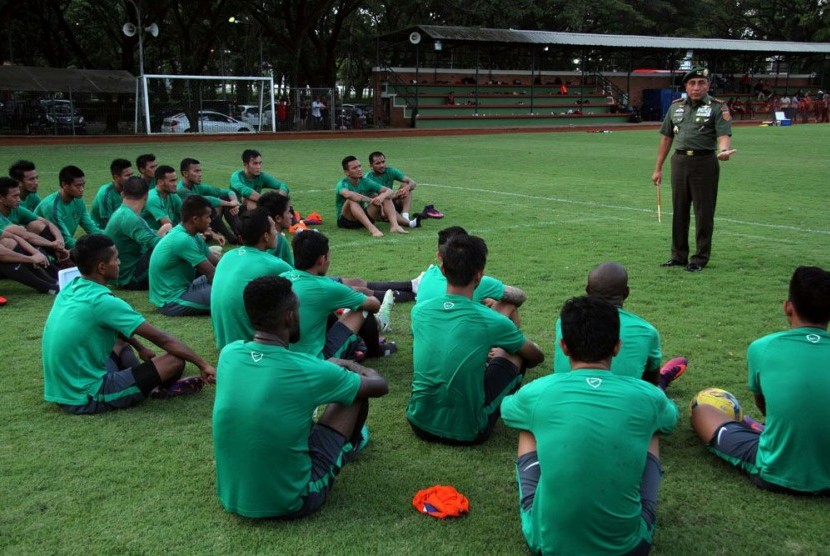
[658, 72, 732, 268]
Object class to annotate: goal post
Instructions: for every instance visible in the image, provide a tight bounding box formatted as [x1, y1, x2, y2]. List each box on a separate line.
[136, 74, 276, 134]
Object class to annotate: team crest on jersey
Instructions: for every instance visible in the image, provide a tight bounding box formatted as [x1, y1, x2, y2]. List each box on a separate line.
[806, 334, 821, 344]
[250, 351, 264, 362]
[443, 301, 455, 310]
[586, 377, 602, 388]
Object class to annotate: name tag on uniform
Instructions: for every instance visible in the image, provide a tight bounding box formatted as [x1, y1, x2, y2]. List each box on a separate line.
[696, 106, 711, 118]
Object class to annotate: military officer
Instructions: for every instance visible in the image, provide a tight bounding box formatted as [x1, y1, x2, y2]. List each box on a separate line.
[652, 67, 735, 272]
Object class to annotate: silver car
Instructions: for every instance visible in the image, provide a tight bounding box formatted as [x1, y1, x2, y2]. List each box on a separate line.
[161, 110, 254, 133]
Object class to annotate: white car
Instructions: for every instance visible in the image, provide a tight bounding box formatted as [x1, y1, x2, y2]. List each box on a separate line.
[238, 105, 273, 128]
[161, 110, 254, 133]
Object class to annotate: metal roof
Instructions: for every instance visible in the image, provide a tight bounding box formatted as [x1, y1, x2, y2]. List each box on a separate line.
[384, 25, 830, 54]
[0, 66, 136, 93]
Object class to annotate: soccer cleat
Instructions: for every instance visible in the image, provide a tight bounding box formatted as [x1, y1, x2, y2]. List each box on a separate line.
[422, 204, 444, 219]
[288, 220, 309, 234]
[379, 338, 398, 357]
[150, 376, 205, 399]
[0, 295, 7, 305]
[303, 210, 323, 225]
[658, 357, 688, 390]
[409, 213, 423, 228]
[377, 289, 394, 333]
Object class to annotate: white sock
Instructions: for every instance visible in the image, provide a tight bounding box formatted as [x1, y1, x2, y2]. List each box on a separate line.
[401, 212, 410, 220]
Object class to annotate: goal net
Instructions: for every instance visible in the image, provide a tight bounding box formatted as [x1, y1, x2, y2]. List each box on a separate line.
[137, 74, 276, 135]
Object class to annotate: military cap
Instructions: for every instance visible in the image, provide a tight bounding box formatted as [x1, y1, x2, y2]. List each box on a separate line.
[682, 67, 710, 84]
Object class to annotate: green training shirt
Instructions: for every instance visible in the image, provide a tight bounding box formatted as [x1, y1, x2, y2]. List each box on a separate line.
[142, 188, 182, 231]
[415, 264, 506, 305]
[554, 308, 662, 378]
[229, 170, 289, 200]
[42, 277, 146, 406]
[746, 327, 830, 492]
[177, 180, 234, 208]
[211, 247, 292, 349]
[213, 341, 360, 518]
[365, 166, 406, 189]
[148, 224, 209, 308]
[280, 269, 367, 358]
[408, 293, 527, 441]
[104, 204, 160, 287]
[21, 191, 41, 212]
[501, 371, 678, 554]
[272, 232, 294, 267]
[0, 206, 38, 233]
[90, 182, 123, 228]
[34, 192, 102, 249]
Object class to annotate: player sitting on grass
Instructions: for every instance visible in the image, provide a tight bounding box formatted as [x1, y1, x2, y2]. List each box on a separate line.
[408, 233, 544, 445]
[415, 226, 526, 326]
[9, 159, 42, 211]
[104, 177, 171, 290]
[0, 233, 58, 294]
[336, 155, 418, 237]
[229, 149, 289, 210]
[553, 261, 688, 386]
[90, 158, 133, 228]
[213, 275, 388, 519]
[0, 176, 69, 267]
[148, 195, 220, 317]
[281, 231, 385, 359]
[142, 165, 182, 231]
[690, 265, 830, 495]
[34, 165, 103, 249]
[365, 151, 444, 221]
[42, 234, 216, 415]
[211, 208, 293, 349]
[135, 153, 158, 188]
[178, 157, 241, 244]
[502, 295, 679, 554]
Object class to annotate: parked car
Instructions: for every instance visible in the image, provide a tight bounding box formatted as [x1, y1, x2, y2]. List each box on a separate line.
[238, 105, 273, 128]
[0, 99, 86, 135]
[161, 110, 254, 133]
[336, 103, 374, 129]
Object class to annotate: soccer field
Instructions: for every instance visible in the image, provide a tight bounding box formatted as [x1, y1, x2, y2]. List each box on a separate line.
[2, 125, 829, 554]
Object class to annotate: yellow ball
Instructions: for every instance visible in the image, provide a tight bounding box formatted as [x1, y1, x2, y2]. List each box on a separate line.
[690, 388, 744, 421]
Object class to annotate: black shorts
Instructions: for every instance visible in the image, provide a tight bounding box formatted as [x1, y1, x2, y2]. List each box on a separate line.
[337, 211, 373, 229]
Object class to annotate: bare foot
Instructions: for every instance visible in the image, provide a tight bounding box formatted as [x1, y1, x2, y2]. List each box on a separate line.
[391, 227, 409, 234]
[371, 229, 384, 238]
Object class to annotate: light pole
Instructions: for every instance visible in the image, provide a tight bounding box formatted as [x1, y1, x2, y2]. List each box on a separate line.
[122, 0, 158, 77]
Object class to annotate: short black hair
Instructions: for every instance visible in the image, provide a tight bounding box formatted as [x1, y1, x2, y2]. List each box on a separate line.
[789, 266, 830, 325]
[368, 151, 385, 164]
[257, 190, 290, 219]
[180, 195, 212, 222]
[242, 149, 261, 164]
[8, 160, 35, 182]
[244, 276, 296, 331]
[72, 234, 115, 275]
[560, 296, 620, 363]
[180, 158, 199, 173]
[441, 234, 487, 287]
[292, 231, 329, 271]
[58, 165, 84, 186]
[0, 176, 19, 196]
[341, 155, 358, 170]
[437, 226, 467, 248]
[122, 176, 149, 199]
[110, 158, 132, 176]
[239, 207, 272, 246]
[136, 153, 156, 170]
[154, 164, 176, 181]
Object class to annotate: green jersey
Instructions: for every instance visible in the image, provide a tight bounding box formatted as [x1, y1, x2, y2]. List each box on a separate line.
[104, 204, 160, 287]
[34, 192, 102, 249]
[211, 247, 292, 349]
[415, 264, 506, 305]
[554, 308, 662, 378]
[177, 180, 234, 208]
[142, 188, 182, 230]
[746, 327, 830, 492]
[334, 176, 381, 217]
[42, 277, 145, 406]
[213, 341, 360, 518]
[21, 191, 41, 212]
[365, 167, 406, 189]
[90, 182, 123, 228]
[0, 206, 38, 233]
[229, 170, 289, 200]
[272, 232, 294, 267]
[502, 371, 678, 554]
[408, 293, 527, 441]
[148, 224, 209, 308]
[280, 269, 367, 358]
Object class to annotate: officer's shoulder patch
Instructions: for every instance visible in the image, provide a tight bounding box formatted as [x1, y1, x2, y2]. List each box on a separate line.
[671, 97, 684, 104]
[711, 97, 727, 104]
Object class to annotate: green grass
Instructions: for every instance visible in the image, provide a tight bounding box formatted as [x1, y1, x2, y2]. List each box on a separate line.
[2, 125, 830, 554]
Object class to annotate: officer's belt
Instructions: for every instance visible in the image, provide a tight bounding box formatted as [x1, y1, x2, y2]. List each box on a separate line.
[675, 149, 714, 156]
